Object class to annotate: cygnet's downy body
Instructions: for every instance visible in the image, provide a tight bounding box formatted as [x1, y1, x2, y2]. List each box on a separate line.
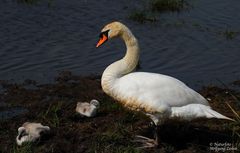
[16, 122, 50, 146]
[76, 99, 100, 117]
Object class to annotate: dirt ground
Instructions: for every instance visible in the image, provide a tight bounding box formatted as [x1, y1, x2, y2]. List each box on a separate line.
[0, 71, 239, 153]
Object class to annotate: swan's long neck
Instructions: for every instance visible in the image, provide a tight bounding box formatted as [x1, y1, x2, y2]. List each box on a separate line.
[101, 26, 139, 94]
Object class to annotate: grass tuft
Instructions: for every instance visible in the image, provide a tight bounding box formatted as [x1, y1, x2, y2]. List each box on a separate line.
[128, 11, 156, 23]
[225, 103, 240, 144]
[17, 0, 39, 5]
[91, 131, 141, 153]
[150, 0, 188, 12]
[16, 0, 54, 7]
[10, 143, 33, 153]
[128, 0, 189, 23]
[221, 29, 238, 40]
[38, 102, 62, 127]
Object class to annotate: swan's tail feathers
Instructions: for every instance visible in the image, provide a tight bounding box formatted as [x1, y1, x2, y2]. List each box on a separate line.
[171, 104, 235, 121]
[203, 106, 235, 121]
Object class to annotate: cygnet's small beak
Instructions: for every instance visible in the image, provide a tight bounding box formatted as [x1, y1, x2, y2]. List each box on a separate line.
[96, 30, 109, 48]
[18, 129, 28, 140]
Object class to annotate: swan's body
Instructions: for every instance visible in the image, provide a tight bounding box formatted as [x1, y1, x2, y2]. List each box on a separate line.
[96, 21, 232, 147]
[76, 99, 100, 117]
[107, 72, 207, 111]
[104, 72, 231, 121]
[16, 122, 50, 146]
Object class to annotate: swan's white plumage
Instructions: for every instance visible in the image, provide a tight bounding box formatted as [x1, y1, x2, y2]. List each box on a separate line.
[170, 104, 233, 120]
[98, 21, 232, 125]
[114, 72, 209, 109]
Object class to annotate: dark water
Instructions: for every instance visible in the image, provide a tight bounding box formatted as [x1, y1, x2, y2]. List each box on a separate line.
[0, 107, 28, 120]
[0, 0, 240, 87]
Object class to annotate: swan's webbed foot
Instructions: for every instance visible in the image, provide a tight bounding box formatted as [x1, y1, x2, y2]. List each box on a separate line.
[133, 115, 160, 149]
[133, 135, 158, 149]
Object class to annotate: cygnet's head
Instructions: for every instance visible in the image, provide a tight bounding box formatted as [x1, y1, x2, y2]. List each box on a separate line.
[16, 122, 50, 146]
[96, 21, 127, 47]
[90, 99, 100, 108]
[17, 127, 28, 141]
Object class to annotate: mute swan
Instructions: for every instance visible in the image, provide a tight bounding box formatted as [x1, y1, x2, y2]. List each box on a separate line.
[96, 21, 233, 148]
[16, 122, 50, 146]
[76, 99, 100, 117]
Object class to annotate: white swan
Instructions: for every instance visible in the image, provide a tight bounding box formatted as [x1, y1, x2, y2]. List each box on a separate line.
[96, 21, 233, 148]
[76, 99, 100, 117]
[16, 122, 50, 146]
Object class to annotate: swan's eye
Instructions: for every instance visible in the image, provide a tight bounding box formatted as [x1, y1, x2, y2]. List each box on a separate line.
[99, 30, 110, 38]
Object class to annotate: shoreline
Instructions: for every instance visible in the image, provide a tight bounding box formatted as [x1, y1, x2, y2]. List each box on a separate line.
[0, 71, 239, 153]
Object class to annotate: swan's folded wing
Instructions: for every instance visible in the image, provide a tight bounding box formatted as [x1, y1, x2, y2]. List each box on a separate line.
[115, 72, 209, 109]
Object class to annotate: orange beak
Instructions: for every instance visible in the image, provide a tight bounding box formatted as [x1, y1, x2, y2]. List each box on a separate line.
[96, 34, 108, 48]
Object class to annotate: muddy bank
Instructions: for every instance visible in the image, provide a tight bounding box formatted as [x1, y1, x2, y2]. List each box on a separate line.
[0, 72, 239, 153]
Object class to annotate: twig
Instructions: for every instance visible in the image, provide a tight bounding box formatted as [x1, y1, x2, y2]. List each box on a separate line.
[216, 79, 240, 121]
